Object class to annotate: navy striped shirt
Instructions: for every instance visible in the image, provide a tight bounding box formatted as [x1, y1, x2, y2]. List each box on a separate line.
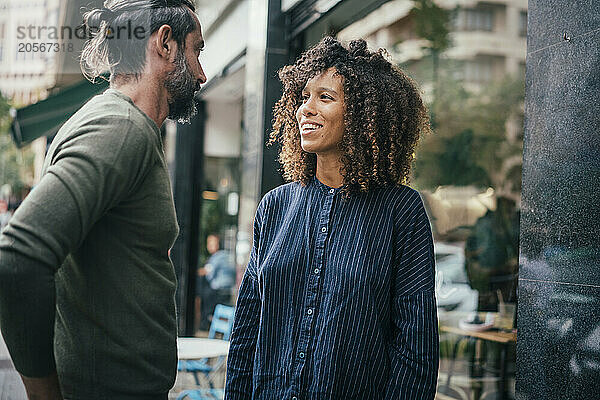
[225, 177, 439, 399]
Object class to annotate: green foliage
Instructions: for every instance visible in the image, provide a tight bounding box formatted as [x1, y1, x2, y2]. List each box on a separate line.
[0, 95, 10, 132]
[411, 0, 451, 54]
[416, 128, 490, 187]
[0, 94, 35, 196]
[413, 76, 525, 192]
[410, 0, 452, 109]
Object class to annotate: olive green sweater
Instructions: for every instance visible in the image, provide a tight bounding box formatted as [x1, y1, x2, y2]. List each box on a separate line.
[0, 89, 179, 399]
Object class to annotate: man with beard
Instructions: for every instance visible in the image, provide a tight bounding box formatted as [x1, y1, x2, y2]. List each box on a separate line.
[0, 1, 205, 399]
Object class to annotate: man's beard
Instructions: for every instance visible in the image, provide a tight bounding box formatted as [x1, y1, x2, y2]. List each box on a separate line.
[165, 49, 199, 123]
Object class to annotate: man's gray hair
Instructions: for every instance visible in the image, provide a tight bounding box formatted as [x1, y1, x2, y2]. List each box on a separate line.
[80, 0, 197, 82]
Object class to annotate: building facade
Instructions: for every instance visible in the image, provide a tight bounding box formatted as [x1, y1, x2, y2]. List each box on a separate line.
[0, 0, 63, 185]
[338, 0, 527, 91]
[0, 0, 61, 105]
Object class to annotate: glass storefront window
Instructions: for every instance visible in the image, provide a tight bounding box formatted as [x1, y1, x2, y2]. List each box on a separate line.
[195, 156, 240, 331]
[199, 156, 240, 264]
[411, 73, 523, 399]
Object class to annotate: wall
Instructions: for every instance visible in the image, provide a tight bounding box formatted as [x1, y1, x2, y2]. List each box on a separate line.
[516, 1, 600, 398]
[204, 101, 242, 158]
[199, 0, 249, 82]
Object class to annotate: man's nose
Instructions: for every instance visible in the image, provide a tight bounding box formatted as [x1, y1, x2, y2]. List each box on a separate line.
[197, 63, 207, 85]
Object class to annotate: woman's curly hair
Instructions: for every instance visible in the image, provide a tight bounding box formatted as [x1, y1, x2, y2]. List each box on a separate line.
[270, 36, 431, 198]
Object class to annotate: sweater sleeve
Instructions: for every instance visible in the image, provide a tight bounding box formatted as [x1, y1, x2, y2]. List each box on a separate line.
[225, 199, 265, 399]
[0, 117, 155, 377]
[385, 190, 439, 399]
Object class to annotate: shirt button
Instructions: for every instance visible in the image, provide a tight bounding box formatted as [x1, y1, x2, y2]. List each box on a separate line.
[292, 397, 298, 400]
[299, 352, 305, 359]
[321, 226, 327, 233]
[314, 268, 320, 274]
[307, 308, 313, 315]
[329, 188, 335, 194]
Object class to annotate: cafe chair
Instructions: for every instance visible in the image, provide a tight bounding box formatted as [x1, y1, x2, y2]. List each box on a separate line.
[178, 304, 235, 387]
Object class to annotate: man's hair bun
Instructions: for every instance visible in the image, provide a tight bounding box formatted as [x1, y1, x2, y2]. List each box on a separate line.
[83, 7, 114, 29]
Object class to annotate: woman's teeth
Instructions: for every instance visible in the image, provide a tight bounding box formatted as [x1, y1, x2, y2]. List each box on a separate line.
[302, 123, 322, 132]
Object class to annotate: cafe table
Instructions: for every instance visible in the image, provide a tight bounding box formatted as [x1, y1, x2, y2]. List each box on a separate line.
[177, 337, 230, 360]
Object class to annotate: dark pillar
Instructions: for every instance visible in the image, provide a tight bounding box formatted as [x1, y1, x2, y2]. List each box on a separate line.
[238, 0, 286, 267]
[171, 101, 205, 336]
[516, 2, 600, 399]
[261, 0, 288, 196]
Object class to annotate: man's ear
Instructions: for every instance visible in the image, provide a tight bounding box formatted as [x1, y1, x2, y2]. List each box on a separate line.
[153, 24, 176, 60]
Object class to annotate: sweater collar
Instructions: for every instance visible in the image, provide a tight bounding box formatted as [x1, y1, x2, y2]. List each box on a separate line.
[103, 88, 161, 138]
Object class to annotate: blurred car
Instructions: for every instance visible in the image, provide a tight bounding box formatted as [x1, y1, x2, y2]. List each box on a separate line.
[435, 242, 478, 312]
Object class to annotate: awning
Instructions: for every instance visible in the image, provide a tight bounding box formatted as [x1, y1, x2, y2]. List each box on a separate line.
[10, 78, 109, 147]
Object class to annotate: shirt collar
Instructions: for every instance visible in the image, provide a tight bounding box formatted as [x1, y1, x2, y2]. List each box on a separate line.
[312, 176, 343, 195]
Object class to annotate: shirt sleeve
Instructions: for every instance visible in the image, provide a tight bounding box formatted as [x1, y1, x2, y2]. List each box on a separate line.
[385, 190, 439, 399]
[225, 200, 265, 399]
[0, 118, 155, 377]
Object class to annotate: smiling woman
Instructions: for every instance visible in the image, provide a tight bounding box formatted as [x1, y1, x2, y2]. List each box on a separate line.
[225, 37, 438, 400]
[296, 68, 346, 181]
[270, 36, 431, 197]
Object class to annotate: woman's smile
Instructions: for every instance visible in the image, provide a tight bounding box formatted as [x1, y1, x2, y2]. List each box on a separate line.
[300, 121, 323, 135]
[295, 67, 345, 157]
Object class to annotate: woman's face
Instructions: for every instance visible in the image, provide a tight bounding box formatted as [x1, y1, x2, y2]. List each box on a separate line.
[296, 68, 345, 157]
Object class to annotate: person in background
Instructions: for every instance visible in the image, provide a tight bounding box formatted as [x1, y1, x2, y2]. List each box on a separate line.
[225, 37, 438, 399]
[465, 196, 520, 310]
[0, 1, 206, 398]
[197, 233, 236, 330]
[0, 199, 11, 231]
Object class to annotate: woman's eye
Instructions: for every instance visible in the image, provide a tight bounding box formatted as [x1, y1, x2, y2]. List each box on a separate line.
[321, 94, 333, 100]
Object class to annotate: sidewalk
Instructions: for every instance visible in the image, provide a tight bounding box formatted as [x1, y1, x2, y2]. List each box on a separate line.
[0, 333, 27, 400]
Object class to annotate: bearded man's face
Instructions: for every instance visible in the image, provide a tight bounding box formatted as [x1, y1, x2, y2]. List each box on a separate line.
[165, 48, 200, 123]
